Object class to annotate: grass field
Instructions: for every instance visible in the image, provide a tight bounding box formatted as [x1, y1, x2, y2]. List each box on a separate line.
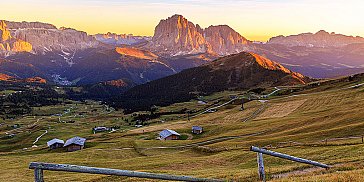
[0, 77, 364, 181]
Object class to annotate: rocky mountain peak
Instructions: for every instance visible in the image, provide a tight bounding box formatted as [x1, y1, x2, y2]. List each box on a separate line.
[204, 25, 249, 55]
[152, 14, 207, 55]
[315, 30, 330, 35]
[147, 14, 250, 56]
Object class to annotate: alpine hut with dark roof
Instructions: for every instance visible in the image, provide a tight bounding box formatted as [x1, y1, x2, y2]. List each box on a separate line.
[64, 136, 86, 152]
[192, 126, 203, 134]
[47, 138, 64, 150]
[159, 129, 180, 140]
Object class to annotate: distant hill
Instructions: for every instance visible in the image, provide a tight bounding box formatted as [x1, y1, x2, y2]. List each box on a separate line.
[116, 52, 311, 112]
[268, 30, 364, 47]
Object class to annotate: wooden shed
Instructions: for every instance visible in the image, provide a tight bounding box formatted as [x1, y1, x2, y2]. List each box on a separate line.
[192, 126, 203, 134]
[64, 136, 86, 152]
[47, 138, 64, 150]
[159, 129, 180, 140]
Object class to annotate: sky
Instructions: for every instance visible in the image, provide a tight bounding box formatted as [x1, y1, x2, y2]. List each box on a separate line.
[2, 0, 364, 41]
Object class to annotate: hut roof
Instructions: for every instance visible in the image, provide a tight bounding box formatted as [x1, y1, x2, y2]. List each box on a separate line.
[192, 126, 203, 130]
[47, 138, 64, 147]
[64, 136, 86, 147]
[159, 129, 180, 139]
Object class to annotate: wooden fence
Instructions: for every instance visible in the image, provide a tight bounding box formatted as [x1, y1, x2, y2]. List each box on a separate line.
[250, 146, 330, 182]
[29, 162, 225, 182]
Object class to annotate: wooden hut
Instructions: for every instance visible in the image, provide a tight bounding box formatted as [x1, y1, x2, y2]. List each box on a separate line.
[93, 126, 108, 134]
[64, 136, 86, 152]
[192, 126, 203, 134]
[47, 138, 64, 150]
[159, 129, 180, 140]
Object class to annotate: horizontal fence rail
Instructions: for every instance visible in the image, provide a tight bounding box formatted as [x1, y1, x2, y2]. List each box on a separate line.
[29, 162, 225, 182]
[250, 146, 330, 168]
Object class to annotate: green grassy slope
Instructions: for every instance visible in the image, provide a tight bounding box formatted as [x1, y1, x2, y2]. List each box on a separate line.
[0, 76, 364, 181]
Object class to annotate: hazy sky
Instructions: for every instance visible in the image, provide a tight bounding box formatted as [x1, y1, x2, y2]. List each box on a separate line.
[2, 0, 364, 41]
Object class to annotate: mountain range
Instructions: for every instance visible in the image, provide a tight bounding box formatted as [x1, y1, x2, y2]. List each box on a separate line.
[0, 14, 364, 86]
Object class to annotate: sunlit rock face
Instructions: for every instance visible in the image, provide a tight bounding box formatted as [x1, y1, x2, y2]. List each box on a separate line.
[147, 14, 250, 56]
[0, 21, 12, 42]
[204, 25, 250, 55]
[12, 26, 98, 54]
[0, 20, 33, 54]
[152, 14, 208, 55]
[1, 20, 99, 54]
[115, 47, 159, 60]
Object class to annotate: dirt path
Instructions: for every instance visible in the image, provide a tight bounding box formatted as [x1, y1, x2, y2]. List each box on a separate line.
[185, 133, 193, 140]
[191, 98, 238, 118]
[127, 121, 189, 135]
[33, 130, 48, 145]
[242, 100, 268, 122]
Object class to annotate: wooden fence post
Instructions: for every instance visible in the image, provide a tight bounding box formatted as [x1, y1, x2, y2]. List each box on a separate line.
[257, 152, 266, 182]
[34, 168, 44, 182]
[250, 146, 330, 168]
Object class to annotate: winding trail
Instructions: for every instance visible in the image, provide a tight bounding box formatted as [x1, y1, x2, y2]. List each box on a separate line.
[33, 130, 48, 145]
[262, 87, 281, 98]
[191, 98, 239, 118]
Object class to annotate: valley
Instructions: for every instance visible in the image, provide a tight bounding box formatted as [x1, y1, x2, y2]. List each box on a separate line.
[0, 73, 363, 181]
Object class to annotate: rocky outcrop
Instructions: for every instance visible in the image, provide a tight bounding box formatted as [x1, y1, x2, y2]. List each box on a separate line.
[0, 73, 13, 81]
[24, 76, 47, 83]
[268, 30, 364, 47]
[204, 25, 249, 55]
[0, 20, 33, 54]
[147, 14, 250, 56]
[11, 40, 32, 52]
[5, 21, 57, 29]
[0, 21, 12, 42]
[12, 26, 99, 54]
[0, 20, 99, 54]
[0, 73, 46, 83]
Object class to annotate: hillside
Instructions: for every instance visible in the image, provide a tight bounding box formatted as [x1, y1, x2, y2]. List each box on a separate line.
[118, 52, 311, 112]
[0, 72, 364, 181]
